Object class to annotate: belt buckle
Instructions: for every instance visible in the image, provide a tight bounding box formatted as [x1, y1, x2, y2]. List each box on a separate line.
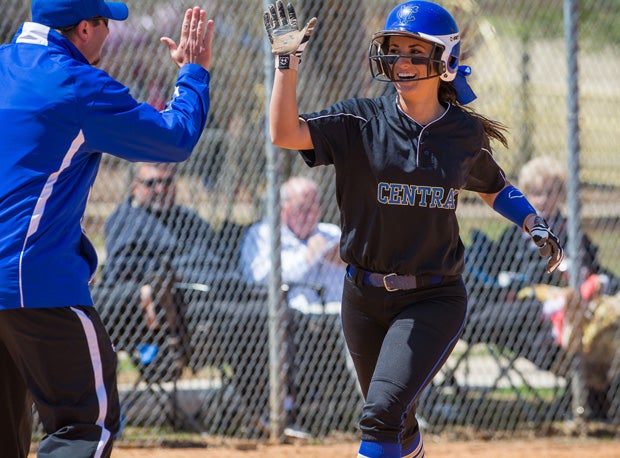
[383, 273, 399, 291]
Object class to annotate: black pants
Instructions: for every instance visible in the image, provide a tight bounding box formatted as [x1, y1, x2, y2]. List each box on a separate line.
[341, 274, 467, 450]
[0, 306, 120, 458]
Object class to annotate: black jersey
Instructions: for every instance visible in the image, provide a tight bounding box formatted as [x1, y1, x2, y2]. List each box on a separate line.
[299, 95, 507, 277]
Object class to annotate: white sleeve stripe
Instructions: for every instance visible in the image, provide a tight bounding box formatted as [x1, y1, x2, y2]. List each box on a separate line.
[19, 131, 85, 307]
[481, 147, 508, 183]
[304, 112, 368, 123]
[25, 131, 84, 238]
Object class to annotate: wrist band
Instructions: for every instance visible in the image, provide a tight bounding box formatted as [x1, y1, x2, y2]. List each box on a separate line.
[492, 185, 537, 229]
[275, 54, 300, 71]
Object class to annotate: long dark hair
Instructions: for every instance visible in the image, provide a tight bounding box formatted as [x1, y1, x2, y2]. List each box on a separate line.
[439, 81, 508, 148]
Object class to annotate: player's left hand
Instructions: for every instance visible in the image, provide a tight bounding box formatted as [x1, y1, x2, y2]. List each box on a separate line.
[525, 215, 564, 273]
[263, 1, 317, 57]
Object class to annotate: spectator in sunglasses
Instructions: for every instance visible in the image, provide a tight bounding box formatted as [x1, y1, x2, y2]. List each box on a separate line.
[101, 161, 223, 289]
[94, 163, 220, 387]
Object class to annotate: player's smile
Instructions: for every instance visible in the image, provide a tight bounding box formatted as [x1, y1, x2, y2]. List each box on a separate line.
[392, 57, 422, 82]
[396, 71, 417, 80]
[394, 60, 426, 84]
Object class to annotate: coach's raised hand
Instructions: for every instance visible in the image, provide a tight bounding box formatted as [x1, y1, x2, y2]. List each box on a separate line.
[161, 7, 214, 70]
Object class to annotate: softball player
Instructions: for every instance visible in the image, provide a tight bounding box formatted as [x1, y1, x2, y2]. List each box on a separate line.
[263, 1, 563, 457]
[0, 1, 213, 457]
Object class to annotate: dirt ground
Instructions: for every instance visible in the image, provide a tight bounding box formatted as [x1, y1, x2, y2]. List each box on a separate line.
[30, 437, 617, 457]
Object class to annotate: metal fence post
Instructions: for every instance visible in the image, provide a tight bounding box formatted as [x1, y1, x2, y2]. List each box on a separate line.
[263, 4, 287, 441]
[564, 0, 587, 430]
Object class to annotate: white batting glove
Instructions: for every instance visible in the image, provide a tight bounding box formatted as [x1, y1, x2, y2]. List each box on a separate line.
[263, 1, 317, 70]
[524, 215, 564, 273]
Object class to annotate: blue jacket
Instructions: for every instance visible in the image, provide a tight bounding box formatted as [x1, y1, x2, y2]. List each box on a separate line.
[0, 22, 211, 310]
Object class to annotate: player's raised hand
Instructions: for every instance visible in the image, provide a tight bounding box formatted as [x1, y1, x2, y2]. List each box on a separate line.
[525, 215, 564, 273]
[161, 7, 214, 71]
[264, 1, 317, 58]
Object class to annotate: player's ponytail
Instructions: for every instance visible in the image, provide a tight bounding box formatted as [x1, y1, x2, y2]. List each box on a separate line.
[439, 81, 509, 148]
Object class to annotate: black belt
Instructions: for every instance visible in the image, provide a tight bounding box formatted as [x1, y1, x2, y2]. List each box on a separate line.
[347, 265, 457, 292]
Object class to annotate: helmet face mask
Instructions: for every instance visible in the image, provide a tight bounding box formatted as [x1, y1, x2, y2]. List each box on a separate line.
[369, 1, 461, 83]
[368, 33, 445, 82]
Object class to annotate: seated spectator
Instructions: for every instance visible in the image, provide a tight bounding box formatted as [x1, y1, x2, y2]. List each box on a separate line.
[493, 156, 618, 291]
[102, 162, 221, 287]
[464, 155, 619, 420]
[238, 176, 358, 436]
[96, 162, 221, 381]
[240, 175, 346, 314]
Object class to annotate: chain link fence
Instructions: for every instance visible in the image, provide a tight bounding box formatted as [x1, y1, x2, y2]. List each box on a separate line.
[5, 0, 620, 446]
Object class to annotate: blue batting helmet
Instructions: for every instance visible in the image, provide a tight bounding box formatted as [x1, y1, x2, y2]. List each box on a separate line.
[369, 1, 461, 82]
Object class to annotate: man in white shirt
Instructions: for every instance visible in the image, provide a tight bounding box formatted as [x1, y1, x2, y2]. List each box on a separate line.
[241, 176, 345, 314]
[239, 176, 360, 436]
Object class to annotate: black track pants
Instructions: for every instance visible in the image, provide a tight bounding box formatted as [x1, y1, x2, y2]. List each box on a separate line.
[0, 306, 120, 458]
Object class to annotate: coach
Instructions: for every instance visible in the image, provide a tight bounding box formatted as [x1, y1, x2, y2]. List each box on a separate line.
[0, 0, 214, 456]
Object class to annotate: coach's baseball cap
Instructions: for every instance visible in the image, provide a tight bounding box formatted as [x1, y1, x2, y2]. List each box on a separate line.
[32, 0, 129, 29]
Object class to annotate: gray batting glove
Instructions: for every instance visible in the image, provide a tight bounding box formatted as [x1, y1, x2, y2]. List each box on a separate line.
[263, 1, 317, 58]
[525, 215, 564, 273]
